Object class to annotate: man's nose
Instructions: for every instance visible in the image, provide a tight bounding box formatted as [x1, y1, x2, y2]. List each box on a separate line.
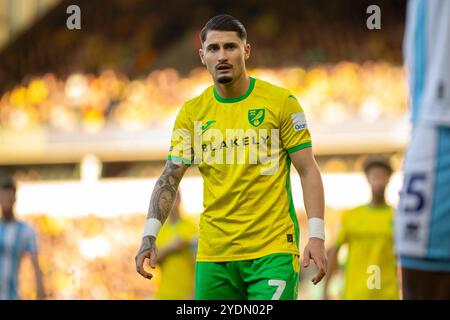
[217, 48, 228, 62]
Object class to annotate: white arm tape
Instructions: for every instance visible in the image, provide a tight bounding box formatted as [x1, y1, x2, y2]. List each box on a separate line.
[308, 218, 325, 240]
[142, 218, 162, 238]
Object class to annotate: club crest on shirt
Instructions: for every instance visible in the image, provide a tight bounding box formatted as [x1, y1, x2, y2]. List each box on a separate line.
[248, 109, 265, 127]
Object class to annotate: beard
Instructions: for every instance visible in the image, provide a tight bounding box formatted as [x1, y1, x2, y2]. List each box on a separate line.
[217, 75, 233, 84]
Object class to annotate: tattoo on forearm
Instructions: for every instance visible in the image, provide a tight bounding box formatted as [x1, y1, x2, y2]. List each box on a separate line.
[137, 235, 156, 256]
[146, 161, 183, 223]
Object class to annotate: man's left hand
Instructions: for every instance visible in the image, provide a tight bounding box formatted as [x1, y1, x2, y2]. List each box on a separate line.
[303, 237, 327, 285]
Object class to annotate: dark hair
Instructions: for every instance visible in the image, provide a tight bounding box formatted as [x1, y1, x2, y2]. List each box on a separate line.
[0, 175, 16, 192]
[363, 156, 393, 176]
[200, 14, 247, 44]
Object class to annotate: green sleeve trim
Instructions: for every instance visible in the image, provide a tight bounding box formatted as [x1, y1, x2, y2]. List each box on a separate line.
[167, 155, 192, 166]
[285, 157, 300, 248]
[213, 77, 255, 103]
[288, 94, 298, 101]
[286, 141, 312, 154]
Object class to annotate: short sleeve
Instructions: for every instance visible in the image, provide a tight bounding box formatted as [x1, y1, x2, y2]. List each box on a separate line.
[167, 104, 194, 165]
[280, 94, 312, 153]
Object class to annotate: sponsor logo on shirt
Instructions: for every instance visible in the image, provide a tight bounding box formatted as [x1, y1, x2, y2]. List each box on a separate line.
[201, 120, 216, 133]
[291, 112, 307, 131]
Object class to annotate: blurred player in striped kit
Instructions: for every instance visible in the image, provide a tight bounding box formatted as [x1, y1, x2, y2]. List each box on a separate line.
[397, 0, 450, 299]
[0, 176, 46, 300]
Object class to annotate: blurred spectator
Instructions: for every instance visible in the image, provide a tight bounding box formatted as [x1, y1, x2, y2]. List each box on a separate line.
[0, 175, 46, 300]
[154, 191, 197, 300]
[322, 157, 399, 300]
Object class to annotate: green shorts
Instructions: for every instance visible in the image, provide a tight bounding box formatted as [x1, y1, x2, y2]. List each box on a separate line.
[195, 253, 299, 300]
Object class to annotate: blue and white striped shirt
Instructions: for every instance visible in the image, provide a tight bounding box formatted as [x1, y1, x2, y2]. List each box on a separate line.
[403, 0, 450, 126]
[0, 220, 37, 300]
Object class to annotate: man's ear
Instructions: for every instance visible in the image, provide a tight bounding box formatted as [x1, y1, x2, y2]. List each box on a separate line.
[199, 48, 206, 65]
[244, 43, 251, 60]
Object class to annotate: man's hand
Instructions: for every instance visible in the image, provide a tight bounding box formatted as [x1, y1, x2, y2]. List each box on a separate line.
[303, 237, 327, 285]
[37, 289, 46, 300]
[156, 238, 188, 264]
[135, 235, 158, 280]
[166, 237, 187, 252]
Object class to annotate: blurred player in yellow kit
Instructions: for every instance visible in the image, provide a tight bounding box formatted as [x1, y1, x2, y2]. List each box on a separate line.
[154, 193, 197, 300]
[323, 158, 399, 299]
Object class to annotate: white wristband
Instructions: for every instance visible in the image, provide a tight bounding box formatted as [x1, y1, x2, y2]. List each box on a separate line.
[142, 218, 162, 238]
[308, 218, 325, 240]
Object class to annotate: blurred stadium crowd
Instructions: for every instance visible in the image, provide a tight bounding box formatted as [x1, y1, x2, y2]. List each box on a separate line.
[0, 0, 405, 92]
[0, 63, 407, 133]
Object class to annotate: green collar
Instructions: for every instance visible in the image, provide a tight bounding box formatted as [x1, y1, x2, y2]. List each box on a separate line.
[213, 77, 255, 103]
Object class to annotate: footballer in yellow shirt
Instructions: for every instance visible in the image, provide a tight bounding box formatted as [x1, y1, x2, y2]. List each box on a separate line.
[168, 76, 311, 262]
[154, 194, 197, 300]
[323, 157, 400, 300]
[136, 14, 327, 300]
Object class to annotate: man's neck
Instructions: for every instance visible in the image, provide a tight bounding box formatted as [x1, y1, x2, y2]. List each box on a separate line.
[168, 218, 180, 225]
[369, 197, 387, 207]
[214, 74, 250, 99]
[1, 216, 15, 223]
[168, 212, 181, 224]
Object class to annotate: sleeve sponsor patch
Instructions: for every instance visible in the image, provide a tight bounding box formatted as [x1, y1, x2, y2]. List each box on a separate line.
[291, 112, 307, 131]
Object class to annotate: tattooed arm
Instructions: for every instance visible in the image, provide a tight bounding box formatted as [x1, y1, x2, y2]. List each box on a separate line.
[135, 160, 189, 280]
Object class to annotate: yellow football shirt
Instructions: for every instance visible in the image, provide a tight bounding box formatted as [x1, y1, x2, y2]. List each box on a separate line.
[336, 204, 399, 300]
[155, 218, 197, 300]
[168, 77, 312, 262]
